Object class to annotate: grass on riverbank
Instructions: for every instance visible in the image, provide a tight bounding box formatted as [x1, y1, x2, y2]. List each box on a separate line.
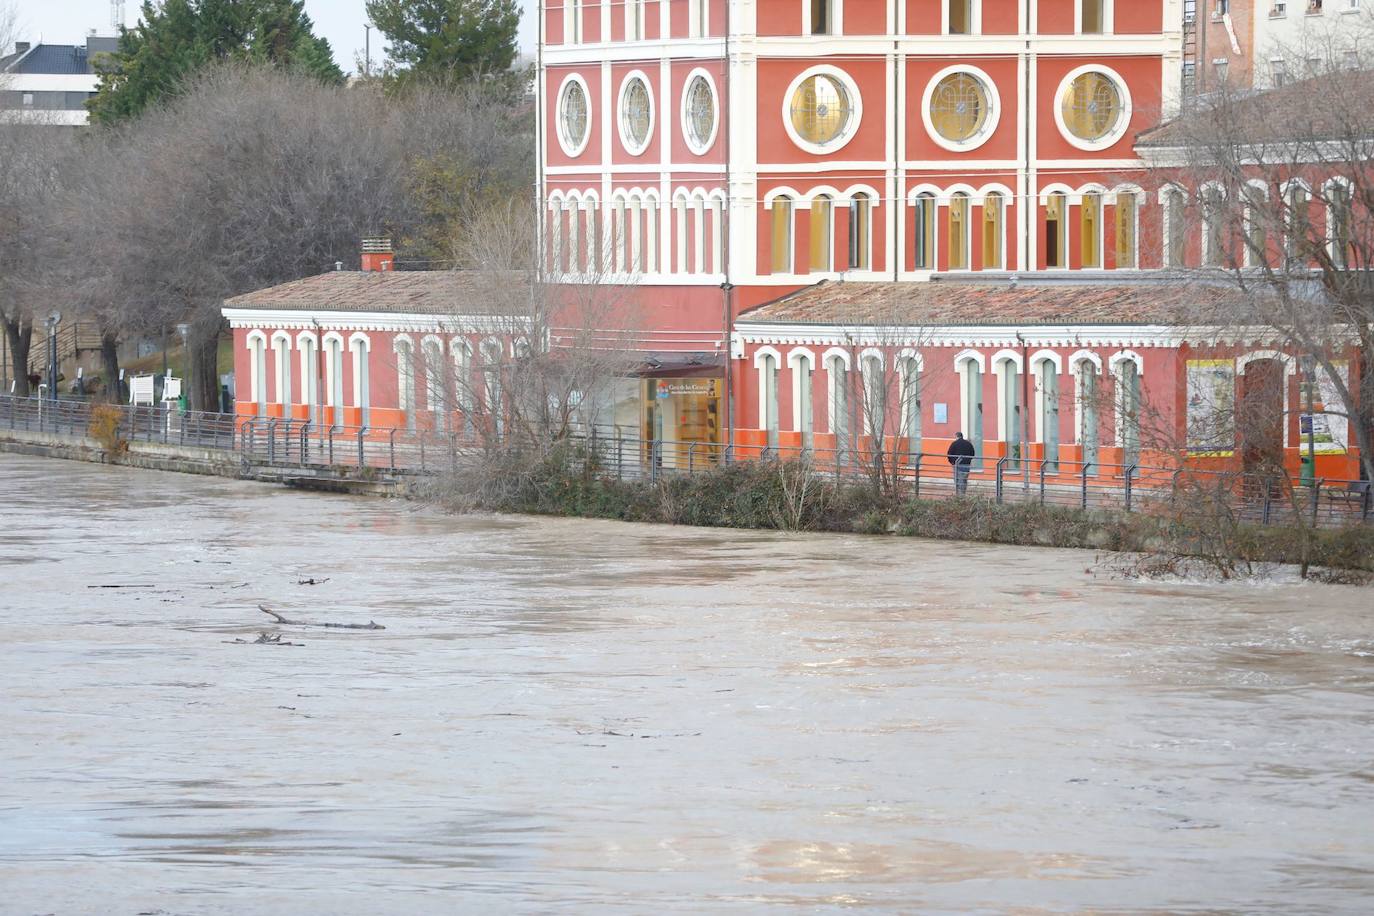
[423, 445, 1374, 580]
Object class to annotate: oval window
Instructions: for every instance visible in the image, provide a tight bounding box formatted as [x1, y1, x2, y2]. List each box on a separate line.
[929, 72, 990, 143]
[559, 79, 589, 155]
[1060, 72, 1123, 142]
[684, 74, 716, 152]
[619, 76, 652, 154]
[788, 74, 854, 147]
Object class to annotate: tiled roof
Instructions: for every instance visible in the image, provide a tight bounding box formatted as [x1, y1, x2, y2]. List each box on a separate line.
[223, 270, 532, 314]
[736, 277, 1246, 327]
[1138, 70, 1374, 148]
[3, 44, 94, 75]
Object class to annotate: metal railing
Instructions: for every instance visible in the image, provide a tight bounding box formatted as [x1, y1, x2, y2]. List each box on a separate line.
[3, 395, 1368, 528]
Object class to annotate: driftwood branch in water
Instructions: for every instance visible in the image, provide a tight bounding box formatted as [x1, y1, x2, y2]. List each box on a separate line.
[258, 604, 385, 630]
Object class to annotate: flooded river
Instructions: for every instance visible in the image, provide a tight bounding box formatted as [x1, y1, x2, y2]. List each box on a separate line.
[2, 453, 1372, 913]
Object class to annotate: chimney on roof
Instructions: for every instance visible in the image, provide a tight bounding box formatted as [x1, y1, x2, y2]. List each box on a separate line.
[14, 42, 29, 53]
[360, 237, 393, 272]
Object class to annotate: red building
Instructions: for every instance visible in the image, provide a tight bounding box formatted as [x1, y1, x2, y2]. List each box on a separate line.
[225, 1, 1363, 481]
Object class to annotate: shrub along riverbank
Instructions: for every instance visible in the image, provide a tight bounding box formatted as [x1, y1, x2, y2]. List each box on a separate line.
[422, 447, 1374, 581]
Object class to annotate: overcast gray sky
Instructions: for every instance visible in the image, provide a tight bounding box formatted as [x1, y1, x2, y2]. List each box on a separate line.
[16, 0, 537, 73]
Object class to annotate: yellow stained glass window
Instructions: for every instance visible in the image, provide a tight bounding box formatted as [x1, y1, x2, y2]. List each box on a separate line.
[789, 74, 853, 146]
[1061, 72, 1122, 142]
[982, 193, 1003, 269]
[1115, 194, 1137, 268]
[1046, 193, 1066, 268]
[771, 198, 793, 273]
[949, 194, 969, 269]
[930, 72, 989, 143]
[810, 195, 832, 272]
[1081, 192, 1101, 268]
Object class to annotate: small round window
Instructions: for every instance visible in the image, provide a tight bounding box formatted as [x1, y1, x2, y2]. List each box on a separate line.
[788, 73, 855, 148]
[683, 74, 717, 153]
[618, 75, 652, 155]
[1059, 70, 1126, 146]
[929, 72, 990, 143]
[558, 77, 590, 156]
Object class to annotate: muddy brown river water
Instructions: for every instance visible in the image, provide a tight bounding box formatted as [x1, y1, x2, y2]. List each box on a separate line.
[1, 453, 1372, 914]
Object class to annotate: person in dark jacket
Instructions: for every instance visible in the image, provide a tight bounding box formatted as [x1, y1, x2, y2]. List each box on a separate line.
[947, 432, 975, 495]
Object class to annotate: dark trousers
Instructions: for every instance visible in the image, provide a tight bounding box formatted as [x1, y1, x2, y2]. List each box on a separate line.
[954, 463, 970, 495]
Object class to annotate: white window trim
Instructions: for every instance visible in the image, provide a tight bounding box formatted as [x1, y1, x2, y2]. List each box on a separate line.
[1053, 64, 1133, 153]
[680, 68, 720, 156]
[991, 351, 1023, 444]
[787, 347, 816, 435]
[942, 0, 982, 34]
[616, 70, 654, 158]
[556, 72, 592, 158]
[954, 349, 984, 438]
[803, 0, 844, 35]
[897, 350, 923, 439]
[753, 346, 782, 430]
[246, 330, 268, 414]
[1074, 0, 1115, 34]
[781, 65, 864, 157]
[920, 64, 1002, 153]
[823, 347, 852, 437]
[269, 331, 292, 409]
[349, 332, 371, 426]
[1030, 351, 1063, 443]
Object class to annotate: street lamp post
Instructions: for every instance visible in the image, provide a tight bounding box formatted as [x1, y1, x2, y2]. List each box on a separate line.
[45, 311, 61, 401]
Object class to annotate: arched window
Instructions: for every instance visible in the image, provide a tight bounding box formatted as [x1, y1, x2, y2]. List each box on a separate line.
[810, 0, 835, 35]
[625, 0, 645, 40]
[1164, 188, 1186, 267]
[247, 331, 267, 416]
[955, 351, 984, 464]
[810, 194, 833, 273]
[395, 336, 416, 432]
[1081, 0, 1105, 33]
[789, 349, 815, 448]
[613, 197, 628, 273]
[323, 334, 344, 427]
[982, 192, 1003, 269]
[644, 196, 659, 273]
[993, 352, 1023, 468]
[270, 332, 292, 415]
[689, 0, 707, 37]
[860, 351, 886, 439]
[1033, 355, 1061, 471]
[480, 338, 503, 438]
[1046, 193, 1067, 268]
[1073, 354, 1100, 474]
[1243, 185, 1267, 268]
[1202, 186, 1225, 267]
[693, 193, 708, 274]
[548, 202, 564, 273]
[1328, 182, 1352, 268]
[849, 192, 872, 270]
[1286, 183, 1310, 264]
[825, 351, 850, 456]
[1114, 192, 1138, 269]
[565, 200, 580, 273]
[298, 333, 319, 426]
[948, 0, 974, 34]
[451, 338, 473, 435]
[567, 0, 583, 44]
[350, 334, 371, 428]
[422, 336, 446, 430]
[756, 350, 780, 448]
[710, 196, 725, 273]
[898, 353, 922, 461]
[771, 196, 794, 273]
[913, 193, 936, 269]
[1116, 358, 1141, 465]
[949, 193, 970, 270]
[1081, 192, 1102, 268]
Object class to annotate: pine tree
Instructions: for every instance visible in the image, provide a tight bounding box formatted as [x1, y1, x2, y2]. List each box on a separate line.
[364, 0, 520, 86]
[88, 0, 344, 126]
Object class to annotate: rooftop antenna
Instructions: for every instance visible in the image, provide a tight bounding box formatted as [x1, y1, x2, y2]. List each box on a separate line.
[111, 0, 125, 32]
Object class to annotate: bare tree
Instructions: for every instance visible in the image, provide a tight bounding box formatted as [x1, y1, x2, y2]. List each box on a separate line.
[0, 123, 75, 396]
[1141, 41, 1374, 485]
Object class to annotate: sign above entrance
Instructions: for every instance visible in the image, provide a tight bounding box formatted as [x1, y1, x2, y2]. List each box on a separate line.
[657, 379, 719, 397]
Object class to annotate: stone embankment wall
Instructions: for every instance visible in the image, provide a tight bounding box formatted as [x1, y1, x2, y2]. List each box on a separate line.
[0, 428, 410, 497]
